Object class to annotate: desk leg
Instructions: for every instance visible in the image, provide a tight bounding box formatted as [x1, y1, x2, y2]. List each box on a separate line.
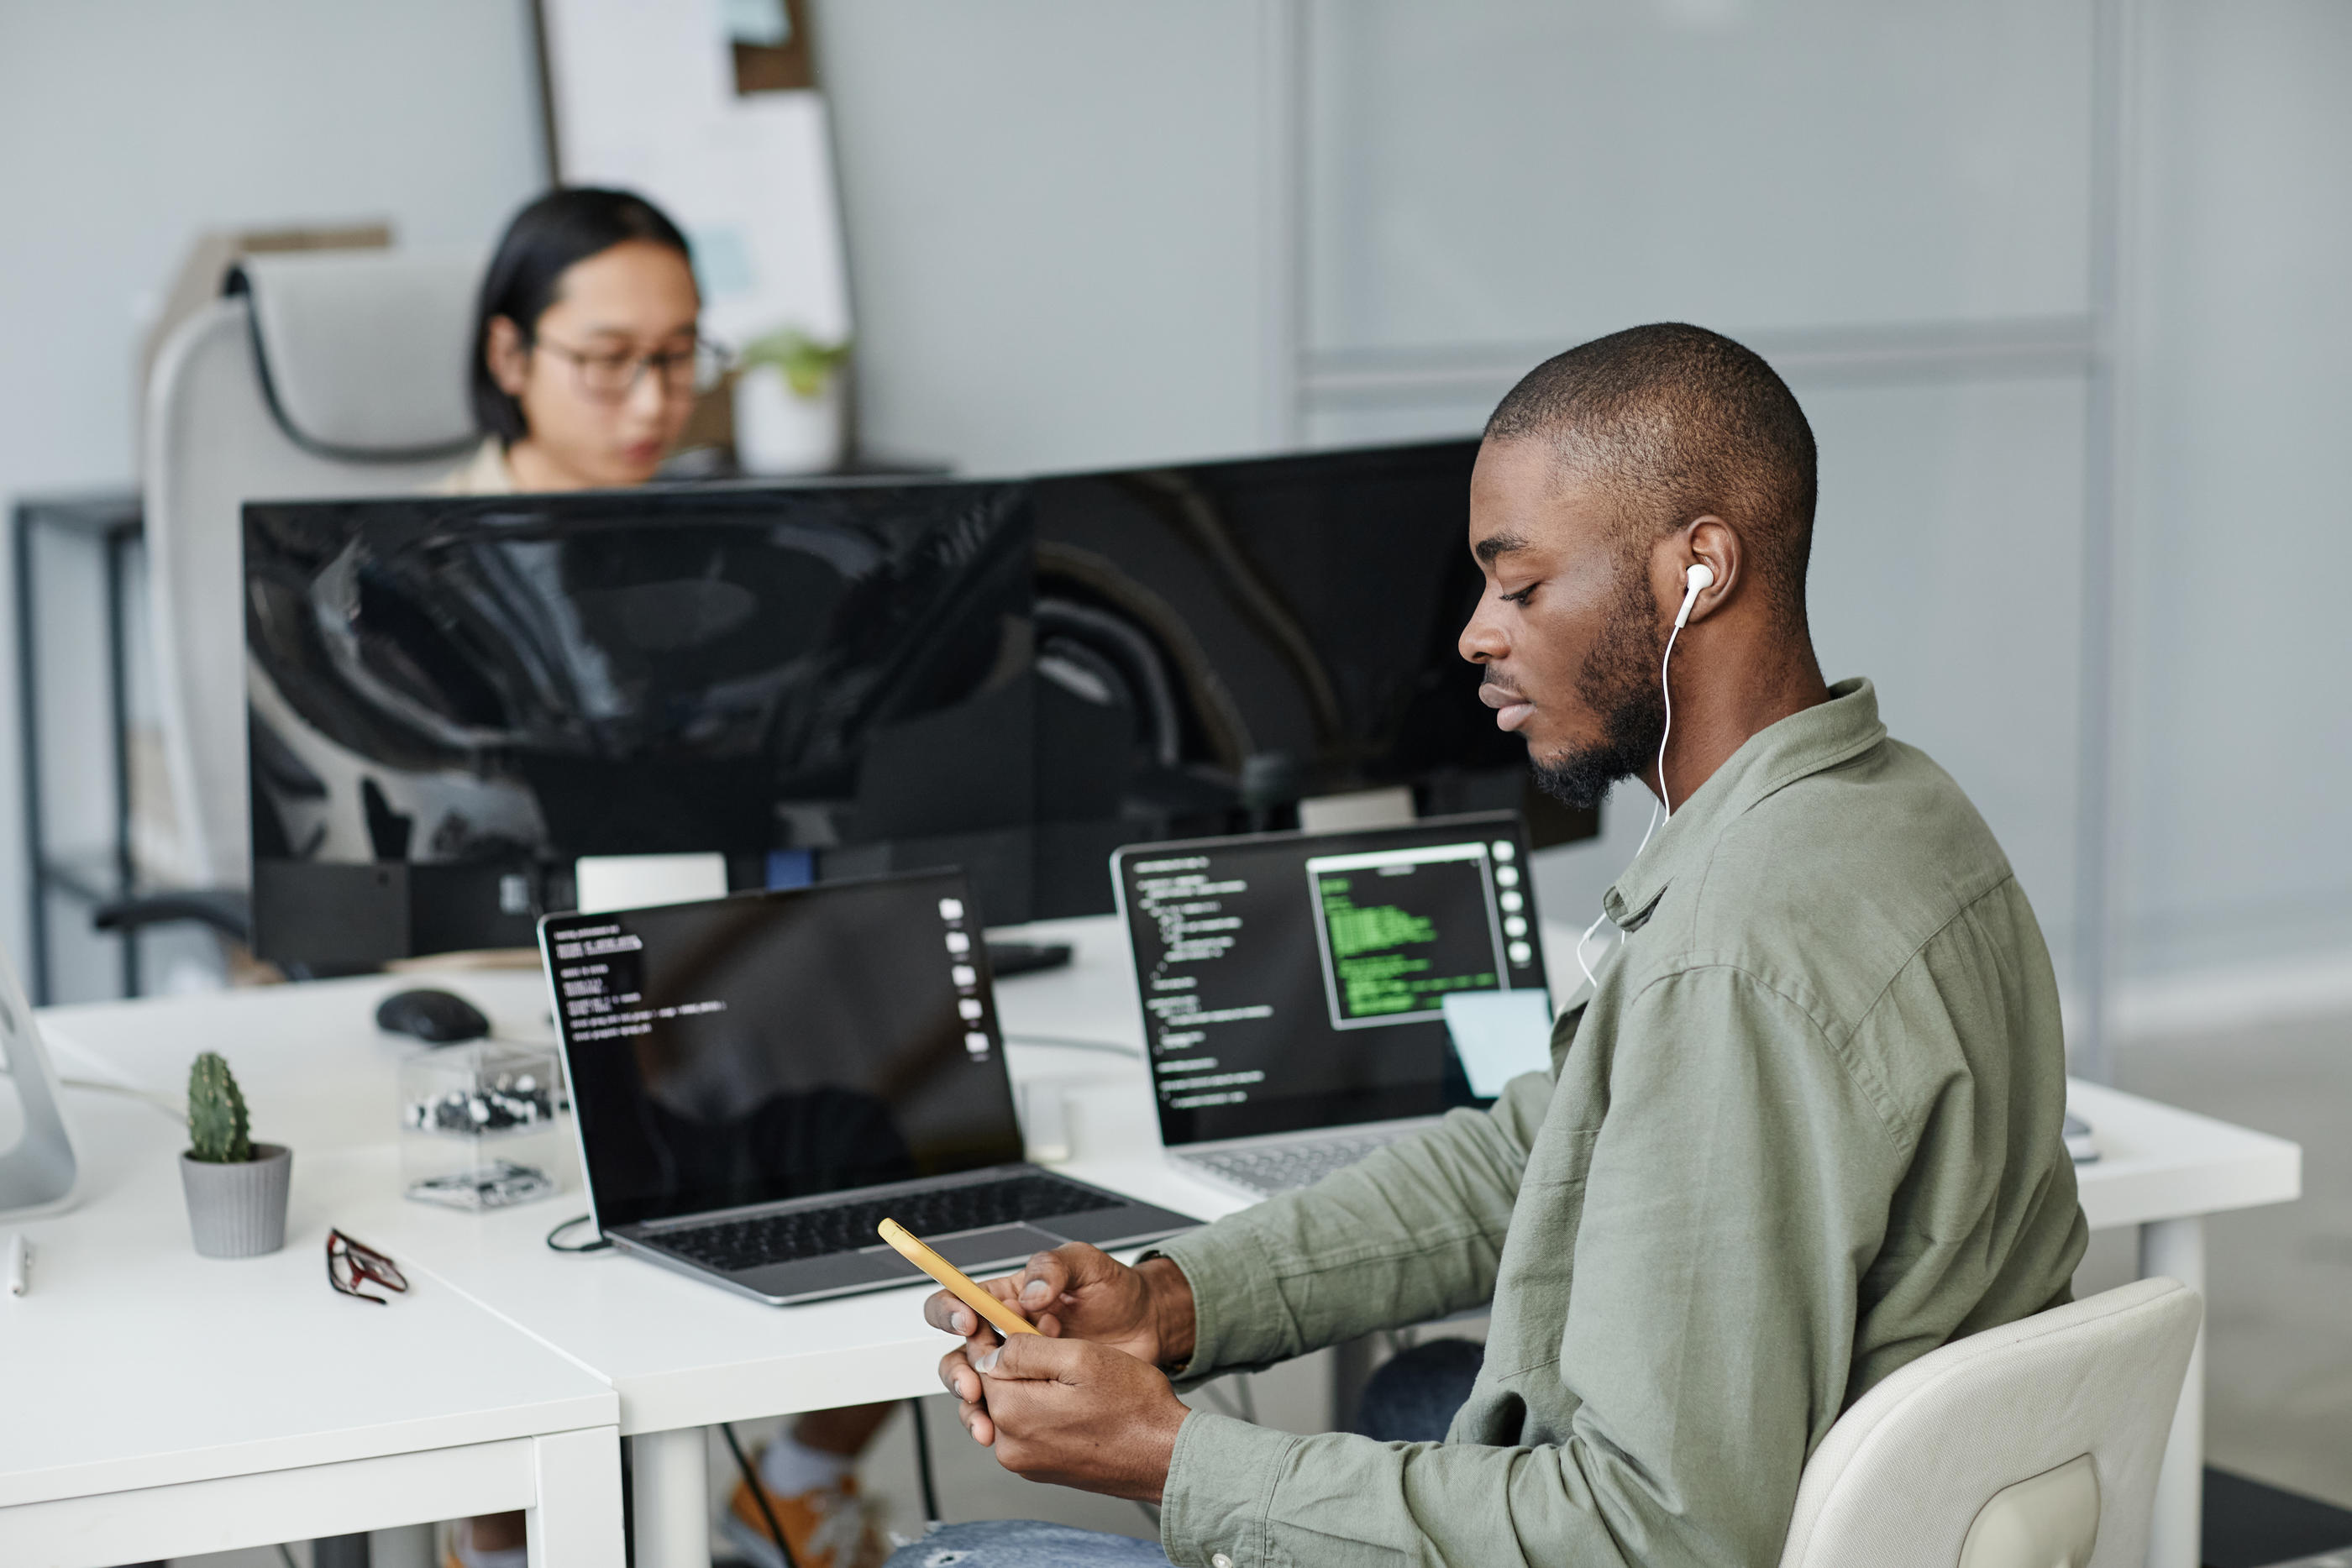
[530, 1425, 626, 1568]
[2139, 1215, 2206, 1568]
[631, 1426, 712, 1568]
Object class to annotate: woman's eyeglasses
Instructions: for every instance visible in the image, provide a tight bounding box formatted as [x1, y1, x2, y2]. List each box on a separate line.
[531, 335, 732, 402]
[326, 1229, 409, 1305]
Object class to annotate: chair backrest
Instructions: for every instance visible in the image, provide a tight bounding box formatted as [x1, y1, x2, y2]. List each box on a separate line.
[141, 248, 483, 889]
[1777, 1277, 2201, 1568]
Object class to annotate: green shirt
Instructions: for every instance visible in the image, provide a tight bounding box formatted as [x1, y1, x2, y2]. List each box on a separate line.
[1152, 678, 2087, 1568]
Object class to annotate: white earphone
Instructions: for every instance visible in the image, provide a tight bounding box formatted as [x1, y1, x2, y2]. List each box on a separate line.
[1574, 559, 1715, 992]
[1675, 562, 1715, 629]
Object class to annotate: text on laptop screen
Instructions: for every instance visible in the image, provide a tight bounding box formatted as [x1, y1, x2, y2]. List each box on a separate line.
[1117, 813, 1547, 1146]
[543, 873, 1023, 1230]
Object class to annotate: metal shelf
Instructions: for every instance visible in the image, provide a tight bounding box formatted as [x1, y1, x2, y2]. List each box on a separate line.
[14, 489, 145, 1003]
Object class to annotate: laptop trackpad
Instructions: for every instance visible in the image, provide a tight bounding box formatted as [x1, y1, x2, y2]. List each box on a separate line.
[735, 1247, 922, 1298]
[930, 1224, 1063, 1272]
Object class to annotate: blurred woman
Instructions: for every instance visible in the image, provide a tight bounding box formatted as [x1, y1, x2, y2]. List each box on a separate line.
[443, 187, 893, 1568]
[438, 186, 717, 495]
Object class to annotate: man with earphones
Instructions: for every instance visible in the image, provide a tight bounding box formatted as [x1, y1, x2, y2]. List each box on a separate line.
[902, 323, 2088, 1568]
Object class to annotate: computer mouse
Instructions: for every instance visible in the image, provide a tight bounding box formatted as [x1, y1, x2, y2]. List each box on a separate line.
[375, 988, 491, 1046]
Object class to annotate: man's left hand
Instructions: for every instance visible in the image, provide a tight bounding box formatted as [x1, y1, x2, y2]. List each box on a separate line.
[942, 1331, 1190, 1502]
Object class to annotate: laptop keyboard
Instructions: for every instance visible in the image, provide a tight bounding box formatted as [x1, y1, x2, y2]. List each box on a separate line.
[1176, 1129, 1417, 1199]
[649, 1173, 1119, 1274]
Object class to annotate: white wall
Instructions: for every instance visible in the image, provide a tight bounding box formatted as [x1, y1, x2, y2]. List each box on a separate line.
[812, 0, 1279, 475]
[1303, 0, 2093, 349]
[2118, 0, 2352, 980]
[1298, 0, 2104, 992]
[0, 0, 547, 986]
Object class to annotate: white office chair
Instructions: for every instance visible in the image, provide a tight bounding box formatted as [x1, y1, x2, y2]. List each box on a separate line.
[134, 248, 484, 923]
[1777, 1277, 2202, 1568]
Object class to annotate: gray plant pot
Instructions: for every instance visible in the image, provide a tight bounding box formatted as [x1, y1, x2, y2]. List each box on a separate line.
[180, 1143, 291, 1258]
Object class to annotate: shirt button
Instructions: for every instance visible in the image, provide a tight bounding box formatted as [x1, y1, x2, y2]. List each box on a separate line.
[1212, 1555, 1235, 1568]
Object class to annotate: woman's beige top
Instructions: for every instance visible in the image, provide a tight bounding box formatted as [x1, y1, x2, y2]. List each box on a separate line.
[432, 438, 517, 496]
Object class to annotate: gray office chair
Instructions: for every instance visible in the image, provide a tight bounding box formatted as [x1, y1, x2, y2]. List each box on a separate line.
[1777, 1277, 2201, 1568]
[121, 249, 484, 945]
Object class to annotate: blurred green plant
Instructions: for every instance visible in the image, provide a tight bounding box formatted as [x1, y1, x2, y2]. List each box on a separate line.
[736, 327, 852, 399]
[186, 1051, 252, 1163]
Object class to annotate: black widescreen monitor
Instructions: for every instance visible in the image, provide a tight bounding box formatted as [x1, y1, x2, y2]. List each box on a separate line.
[245, 440, 1599, 967]
[1026, 438, 1596, 915]
[245, 480, 1035, 968]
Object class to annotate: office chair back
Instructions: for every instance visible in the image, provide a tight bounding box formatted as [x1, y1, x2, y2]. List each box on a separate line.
[1777, 1276, 2200, 1568]
[141, 248, 482, 890]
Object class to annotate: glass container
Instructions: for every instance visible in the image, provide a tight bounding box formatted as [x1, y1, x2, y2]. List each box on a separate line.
[399, 1041, 565, 1210]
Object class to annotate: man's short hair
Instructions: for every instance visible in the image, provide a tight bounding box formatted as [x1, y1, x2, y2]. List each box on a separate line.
[1485, 323, 1818, 629]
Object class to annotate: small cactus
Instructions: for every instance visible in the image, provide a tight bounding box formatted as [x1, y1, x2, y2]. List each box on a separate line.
[186, 1051, 252, 1163]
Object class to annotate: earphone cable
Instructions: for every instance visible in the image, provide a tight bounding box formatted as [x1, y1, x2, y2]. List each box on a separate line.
[1573, 905, 1612, 994]
[1653, 616, 1688, 823]
[1583, 583, 1695, 992]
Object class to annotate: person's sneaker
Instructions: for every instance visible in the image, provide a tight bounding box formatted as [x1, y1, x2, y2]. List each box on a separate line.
[723, 1466, 890, 1568]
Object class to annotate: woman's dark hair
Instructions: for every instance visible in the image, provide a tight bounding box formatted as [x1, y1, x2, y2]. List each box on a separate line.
[469, 186, 694, 443]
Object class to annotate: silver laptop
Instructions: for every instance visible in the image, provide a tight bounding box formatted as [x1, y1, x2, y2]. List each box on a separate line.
[541, 871, 1196, 1306]
[1113, 811, 1549, 1202]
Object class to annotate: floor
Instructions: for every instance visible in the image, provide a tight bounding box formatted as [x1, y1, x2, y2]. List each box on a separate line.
[2206, 1469, 2352, 1568]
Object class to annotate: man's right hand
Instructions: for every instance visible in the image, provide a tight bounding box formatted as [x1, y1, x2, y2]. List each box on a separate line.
[921, 1243, 1196, 1370]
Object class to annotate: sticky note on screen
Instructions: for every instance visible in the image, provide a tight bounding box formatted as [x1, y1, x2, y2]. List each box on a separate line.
[1441, 989, 1556, 1098]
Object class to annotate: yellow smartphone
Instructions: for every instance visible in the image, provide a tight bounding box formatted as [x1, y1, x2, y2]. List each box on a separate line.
[878, 1218, 1042, 1340]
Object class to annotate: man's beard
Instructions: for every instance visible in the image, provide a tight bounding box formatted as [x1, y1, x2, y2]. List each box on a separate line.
[1530, 569, 1667, 811]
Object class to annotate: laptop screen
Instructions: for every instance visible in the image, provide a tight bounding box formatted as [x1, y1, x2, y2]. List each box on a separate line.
[1114, 812, 1548, 1147]
[543, 873, 1024, 1230]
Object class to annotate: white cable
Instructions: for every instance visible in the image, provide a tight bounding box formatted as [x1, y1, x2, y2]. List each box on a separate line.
[0, 1062, 186, 1120]
[1653, 616, 1688, 822]
[1573, 905, 1612, 994]
[65, 1077, 186, 1119]
[1580, 607, 1691, 991]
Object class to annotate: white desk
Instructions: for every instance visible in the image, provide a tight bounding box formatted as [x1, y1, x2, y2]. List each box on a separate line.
[33, 954, 1249, 1568]
[0, 1067, 622, 1568]
[32, 915, 2301, 1568]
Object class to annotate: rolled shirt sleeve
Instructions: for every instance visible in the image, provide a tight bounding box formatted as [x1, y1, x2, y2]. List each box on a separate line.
[1158, 967, 1906, 1568]
[1152, 1056, 1556, 1379]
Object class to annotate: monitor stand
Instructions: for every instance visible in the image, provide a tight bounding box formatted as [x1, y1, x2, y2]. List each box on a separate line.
[0, 947, 79, 1220]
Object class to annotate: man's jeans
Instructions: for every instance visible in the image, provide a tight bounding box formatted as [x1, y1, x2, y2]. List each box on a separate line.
[881, 1340, 1482, 1568]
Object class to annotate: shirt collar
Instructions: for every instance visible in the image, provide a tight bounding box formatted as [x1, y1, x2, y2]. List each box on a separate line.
[1600, 677, 1886, 932]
